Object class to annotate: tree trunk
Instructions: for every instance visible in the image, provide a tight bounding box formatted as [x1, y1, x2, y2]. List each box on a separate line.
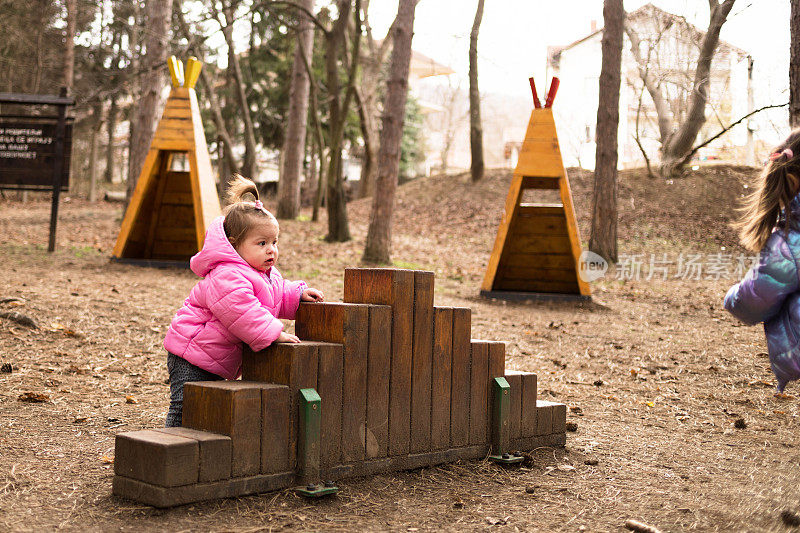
[63, 0, 76, 90]
[105, 94, 118, 183]
[791, 0, 800, 127]
[362, 0, 417, 263]
[222, 3, 258, 179]
[589, 0, 624, 263]
[356, 2, 396, 198]
[659, 0, 736, 177]
[468, 0, 485, 182]
[356, 88, 380, 198]
[324, 0, 359, 242]
[88, 102, 104, 202]
[277, 0, 316, 219]
[127, 0, 172, 202]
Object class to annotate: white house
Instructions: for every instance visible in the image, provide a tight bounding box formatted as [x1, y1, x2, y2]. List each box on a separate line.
[547, 3, 755, 170]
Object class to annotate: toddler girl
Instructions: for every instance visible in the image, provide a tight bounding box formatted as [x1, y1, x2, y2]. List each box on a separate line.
[163, 175, 324, 426]
[725, 129, 800, 393]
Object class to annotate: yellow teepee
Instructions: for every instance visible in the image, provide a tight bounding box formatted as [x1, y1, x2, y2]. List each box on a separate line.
[481, 77, 590, 301]
[112, 56, 220, 264]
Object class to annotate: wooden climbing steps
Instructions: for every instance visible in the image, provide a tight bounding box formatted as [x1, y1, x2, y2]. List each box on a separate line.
[112, 268, 568, 507]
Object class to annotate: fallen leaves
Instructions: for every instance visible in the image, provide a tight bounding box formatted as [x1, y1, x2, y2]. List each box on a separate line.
[50, 322, 82, 338]
[18, 392, 49, 403]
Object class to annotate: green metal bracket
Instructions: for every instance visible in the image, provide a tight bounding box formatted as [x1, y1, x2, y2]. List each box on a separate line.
[295, 388, 339, 498]
[489, 377, 523, 465]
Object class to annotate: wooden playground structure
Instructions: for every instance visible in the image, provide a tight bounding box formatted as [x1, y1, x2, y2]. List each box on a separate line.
[112, 57, 220, 266]
[481, 77, 590, 301]
[112, 268, 567, 507]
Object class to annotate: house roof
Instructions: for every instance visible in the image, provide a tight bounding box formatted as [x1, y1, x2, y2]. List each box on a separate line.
[548, 3, 748, 65]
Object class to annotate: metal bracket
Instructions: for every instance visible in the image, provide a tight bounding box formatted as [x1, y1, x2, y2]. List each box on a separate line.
[295, 388, 339, 498]
[488, 377, 524, 465]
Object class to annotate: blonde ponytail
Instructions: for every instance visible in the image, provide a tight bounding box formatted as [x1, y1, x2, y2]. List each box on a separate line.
[735, 129, 800, 252]
[225, 173, 260, 206]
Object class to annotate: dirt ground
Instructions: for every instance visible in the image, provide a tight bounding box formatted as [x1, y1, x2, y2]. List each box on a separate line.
[2, 166, 800, 532]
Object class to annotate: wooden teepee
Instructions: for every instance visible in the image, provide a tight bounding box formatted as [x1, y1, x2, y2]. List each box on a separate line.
[112, 56, 221, 265]
[481, 77, 590, 301]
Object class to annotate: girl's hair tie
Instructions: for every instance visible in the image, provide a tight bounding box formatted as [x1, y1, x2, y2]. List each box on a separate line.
[254, 200, 264, 210]
[769, 148, 794, 161]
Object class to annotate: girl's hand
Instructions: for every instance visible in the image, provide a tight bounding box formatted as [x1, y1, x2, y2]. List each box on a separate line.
[302, 288, 324, 302]
[277, 331, 300, 343]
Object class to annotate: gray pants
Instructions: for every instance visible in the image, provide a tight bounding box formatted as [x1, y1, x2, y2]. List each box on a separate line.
[165, 352, 223, 427]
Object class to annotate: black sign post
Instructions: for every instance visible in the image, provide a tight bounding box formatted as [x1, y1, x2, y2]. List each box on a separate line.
[0, 88, 75, 251]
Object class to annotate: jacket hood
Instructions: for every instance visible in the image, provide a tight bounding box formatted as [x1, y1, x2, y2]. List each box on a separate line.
[190, 216, 250, 277]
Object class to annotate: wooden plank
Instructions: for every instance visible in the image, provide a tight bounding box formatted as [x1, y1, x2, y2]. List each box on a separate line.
[188, 89, 221, 245]
[504, 371, 523, 444]
[150, 239, 199, 259]
[468, 341, 489, 445]
[317, 342, 344, 470]
[114, 430, 199, 487]
[503, 233, 574, 255]
[450, 307, 471, 447]
[241, 342, 319, 470]
[156, 118, 193, 131]
[154, 225, 196, 242]
[494, 265, 578, 283]
[144, 154, 172, 259]
[151, 138, 194, 151]
[112, 471, 295, 509]
[113, 150, 161, 258]
[509, 214, 568, 235]
[153, 127, 195, 143]
[502, 253, 576, 270]
[182, 381, 264, 478]
[163, 170, 192, 192]
[154, 427, 231, 483]
[517, 204, 566, 217]
[366, 305, 392, 459]
[535, 400, 555, 436]
[410, 271, 434, 454]
[480, 174, 524, 292]
[492, 278, 580, 294]
[159, 191, 194, 205]
[296, 302, 370, 462]
[520, 373, 538, 438]
[260, 384, 290, 474]
[487, 342, 505, 380]
[431, 307, 453, 450]
[520, 176, 560, 190]
[342, 268, 415, 457]
[162, 107, 192, 119]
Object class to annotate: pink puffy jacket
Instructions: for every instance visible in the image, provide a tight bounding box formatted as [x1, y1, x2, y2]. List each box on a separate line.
[163, 215, 306, 379]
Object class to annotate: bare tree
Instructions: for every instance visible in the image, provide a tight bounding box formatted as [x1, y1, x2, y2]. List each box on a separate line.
[127, 0, 173, 201]
[354, 0, 396, 198]
[625, 0, 736, 177]
[362, 0, 418, 263]
[791, 0, 800, 127]
[468, 0, 485, 182]
[63, 0, 76, 90]
[277, 0, 316, 219]
[215, 0, 258, 179]
[590, 0, 624, 263]
[176, 8, 242, 177]
[322, 0, 362, 242]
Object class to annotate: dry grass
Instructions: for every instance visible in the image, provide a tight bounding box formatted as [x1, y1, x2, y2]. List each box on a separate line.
[1, 166, 799, 532]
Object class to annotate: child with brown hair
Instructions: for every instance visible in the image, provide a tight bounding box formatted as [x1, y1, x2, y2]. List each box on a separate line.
[725, 130, 800, 393]
[162, 175, 324, 426]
